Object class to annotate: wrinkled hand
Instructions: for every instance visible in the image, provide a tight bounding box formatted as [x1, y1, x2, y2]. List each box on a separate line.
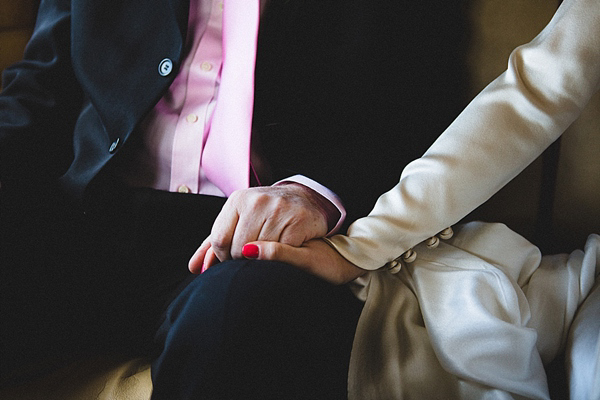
[189, 183, 337, 273]
[240, 239, 366, 285]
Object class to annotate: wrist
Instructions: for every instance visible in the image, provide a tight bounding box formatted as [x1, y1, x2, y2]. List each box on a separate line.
[283, 182, 341, 234]
[273, 175, 346, 235]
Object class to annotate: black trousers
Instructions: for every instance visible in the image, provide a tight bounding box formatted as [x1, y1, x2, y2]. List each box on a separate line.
[0, 183, 362, 398]
[151, 261, 363, 400]
[0, 183, 225, 381]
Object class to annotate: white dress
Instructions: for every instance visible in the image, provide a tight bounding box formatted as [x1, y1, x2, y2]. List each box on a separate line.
[324, 0, 600, 397]
[347, 222, 599, 399]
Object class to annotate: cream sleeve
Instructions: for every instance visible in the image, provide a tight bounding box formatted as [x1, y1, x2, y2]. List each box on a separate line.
[327, 0, 600, 270]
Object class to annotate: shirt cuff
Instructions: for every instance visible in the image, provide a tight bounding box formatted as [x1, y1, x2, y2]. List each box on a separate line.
[273, 174, 346, 236]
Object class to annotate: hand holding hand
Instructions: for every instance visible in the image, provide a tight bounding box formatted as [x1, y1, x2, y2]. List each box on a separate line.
[189, 183, 338, 273]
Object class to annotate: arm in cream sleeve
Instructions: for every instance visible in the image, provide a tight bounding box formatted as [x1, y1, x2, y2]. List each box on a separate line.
[327, 0, 600, 270]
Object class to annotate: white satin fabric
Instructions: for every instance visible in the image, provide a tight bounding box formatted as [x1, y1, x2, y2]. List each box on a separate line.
[320, 0, 600, 396]
[567, 276, 600, 399]
[347, 222, 600, 399]
[328, 0, 600, 271]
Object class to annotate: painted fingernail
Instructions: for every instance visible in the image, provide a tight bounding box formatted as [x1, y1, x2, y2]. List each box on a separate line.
[242, 244, 259, 259]
[201, 263, 208, 274]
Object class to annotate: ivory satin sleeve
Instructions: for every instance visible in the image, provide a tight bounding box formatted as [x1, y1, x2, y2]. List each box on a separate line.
[327, 0, 600, 271]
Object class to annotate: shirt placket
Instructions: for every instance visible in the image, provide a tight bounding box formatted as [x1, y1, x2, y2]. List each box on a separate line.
[169, 0, 224, 194]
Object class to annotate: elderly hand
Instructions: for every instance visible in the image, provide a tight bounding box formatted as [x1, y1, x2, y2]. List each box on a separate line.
[189, 183, 339, 273]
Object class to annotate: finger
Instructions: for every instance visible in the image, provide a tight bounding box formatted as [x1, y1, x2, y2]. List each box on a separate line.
[256, 206, 320, 248]
[202, 246, 220, 271]
[229, 189, 286, 257]
[273, 203, 327, 247]
[209, 202, 240, 262]
[189, 238, 212, 274]
[229, 213, 267, 259]
[256, 209, 310, 246]
[242, 241, 307, 267]
[277, 221, 313, 247]
[255, 214, 285, 243]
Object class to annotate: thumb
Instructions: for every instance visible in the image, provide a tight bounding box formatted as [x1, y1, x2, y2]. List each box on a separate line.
[241, 241, 306, 266]
[243, 240, 366, 285]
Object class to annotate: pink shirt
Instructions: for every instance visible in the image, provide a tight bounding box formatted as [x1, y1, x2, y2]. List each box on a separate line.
[119, 0, 345, 233]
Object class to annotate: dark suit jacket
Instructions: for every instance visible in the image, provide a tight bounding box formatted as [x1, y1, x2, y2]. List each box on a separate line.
[0, 0, 470, 228]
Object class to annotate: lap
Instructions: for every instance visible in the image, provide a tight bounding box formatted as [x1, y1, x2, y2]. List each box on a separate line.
[152, 260, 363, 400]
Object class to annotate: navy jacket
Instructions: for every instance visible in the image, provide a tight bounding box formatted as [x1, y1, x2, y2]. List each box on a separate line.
[0, 0, 469, 225]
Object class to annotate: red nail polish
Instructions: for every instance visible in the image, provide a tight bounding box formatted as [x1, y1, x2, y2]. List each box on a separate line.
[242, 244, 259, 259]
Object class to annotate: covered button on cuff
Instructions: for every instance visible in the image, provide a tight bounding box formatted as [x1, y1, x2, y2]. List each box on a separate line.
[386, 259, 403, 274]
[438, 227, 454, 240]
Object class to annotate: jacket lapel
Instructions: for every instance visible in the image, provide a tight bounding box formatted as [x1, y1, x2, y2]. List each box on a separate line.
[71, 0, 190, 145]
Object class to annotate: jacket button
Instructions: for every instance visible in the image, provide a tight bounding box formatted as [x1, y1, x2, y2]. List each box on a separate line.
[158, 58, 173, 76]
[109, 138, 120, 153]
[439, 227, 454, 240]
[401, 249, 417, 263]
[387, 260, 402, 274]
[425, 236, 440, 249]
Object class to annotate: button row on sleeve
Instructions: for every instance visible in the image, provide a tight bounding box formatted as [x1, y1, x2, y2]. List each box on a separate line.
[386, 227, 454, 274]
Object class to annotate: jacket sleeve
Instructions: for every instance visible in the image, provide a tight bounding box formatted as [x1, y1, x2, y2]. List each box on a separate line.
[327, 0, 600, 270]
[0, 0, 83, 185]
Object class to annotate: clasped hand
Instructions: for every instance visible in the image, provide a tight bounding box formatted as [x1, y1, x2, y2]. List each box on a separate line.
[188, 184, 365, 284]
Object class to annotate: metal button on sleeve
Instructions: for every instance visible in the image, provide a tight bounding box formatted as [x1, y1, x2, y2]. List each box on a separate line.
[158, 58, 174, 76]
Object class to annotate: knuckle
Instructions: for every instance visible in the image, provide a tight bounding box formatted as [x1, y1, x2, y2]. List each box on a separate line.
[229, 188, 253, 206]
[264, 243, 281, 260]
[224, 193, 239, 207]
[280, 232, 304, 247]
[231, 246, 243, 259]
[294, 208, 313, 222]
[229, 189, 244, 199]
[254, 192, 272, 208]
[288, 214, 317, 233]
[210, 234, 230, 252]
[242, 191, 271, 213]
[272, 195, 290, 208]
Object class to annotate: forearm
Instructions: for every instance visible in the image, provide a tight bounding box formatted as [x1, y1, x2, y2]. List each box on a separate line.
[328, 0, 600, 270]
